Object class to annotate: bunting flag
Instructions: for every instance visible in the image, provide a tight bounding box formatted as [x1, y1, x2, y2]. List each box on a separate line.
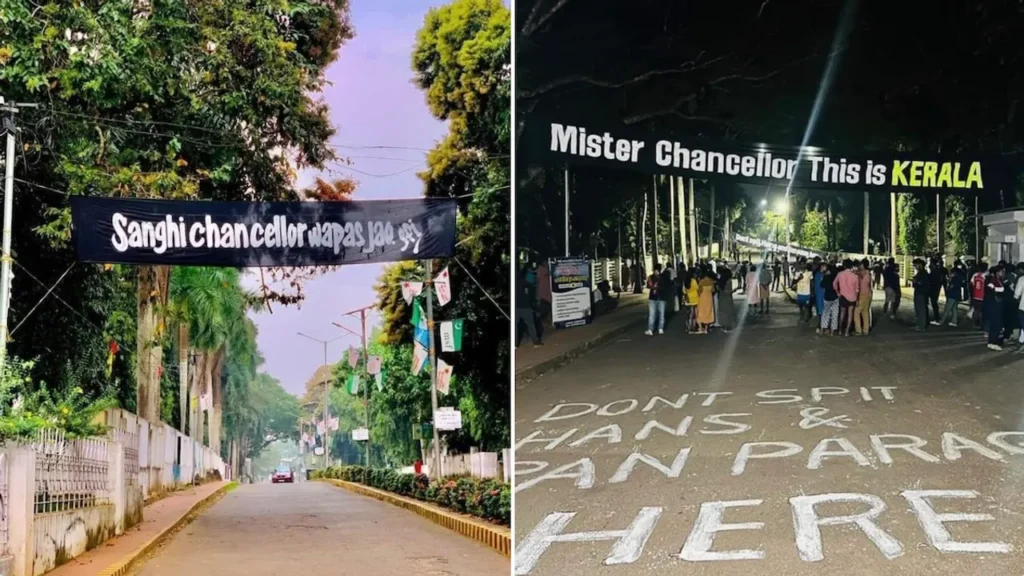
[412, 340, 429, 375]
[316, 420, 325, 435]
[328, 416, 339, 431]
[439, 319, 464, 352]
[434, 266, 452, 307]
[375, 369, 384, 392]
[346, 374, 360, 395]
[436, 358, 453, 395]
[411, 300, 430, 348]
[105, 340, 119, 378]
[367, 355, 382, 375]
[401, 281, 424, 304]
[347, 346, 359, 368]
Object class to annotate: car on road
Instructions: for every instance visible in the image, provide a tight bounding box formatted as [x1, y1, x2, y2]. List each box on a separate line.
[271, 465, 294, 483]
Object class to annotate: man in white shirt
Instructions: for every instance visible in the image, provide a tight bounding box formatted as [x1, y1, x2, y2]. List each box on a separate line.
[1015, 263, 1024, 347]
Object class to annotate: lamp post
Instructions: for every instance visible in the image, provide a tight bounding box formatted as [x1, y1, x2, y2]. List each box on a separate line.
[296, 332, 345, 469]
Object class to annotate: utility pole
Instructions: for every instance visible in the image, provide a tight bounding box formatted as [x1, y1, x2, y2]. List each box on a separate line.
[338, 303, 375, 467]
[425, 259, 442, 479]
[297, 332, 343, 469]
[1, 99, 20, 376]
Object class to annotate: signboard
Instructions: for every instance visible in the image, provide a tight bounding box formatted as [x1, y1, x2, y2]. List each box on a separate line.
[550, 257, 592, 329]
[352, 427, 369, 442]
[439, 319, 464, 352]
[523, 120, 1015, 194]
[313, 447, 324, 456]
[733, 234, 822, 259]
[434, 408, 462, 431]
[70, 196, 458, 267]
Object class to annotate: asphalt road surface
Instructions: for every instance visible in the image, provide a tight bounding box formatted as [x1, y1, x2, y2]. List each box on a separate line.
[514, 292, 1024, 575]
[134, 481, 508, 576]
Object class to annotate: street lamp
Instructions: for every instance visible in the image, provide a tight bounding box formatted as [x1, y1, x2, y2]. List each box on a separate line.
[296, 332, 345, 468]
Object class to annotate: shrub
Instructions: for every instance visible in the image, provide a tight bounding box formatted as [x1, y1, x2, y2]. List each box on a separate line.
[314, 464, 509, 526]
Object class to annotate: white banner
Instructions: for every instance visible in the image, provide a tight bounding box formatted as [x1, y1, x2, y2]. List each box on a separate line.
[434, 266, 452, 307]
[434, 407, 462, 431]
[412, 341, 428, 374]
[347, 346, 359, 368]
[367, 355, 382, 375]
[401, 281, 424, 304]
[436, 358, 453, 395]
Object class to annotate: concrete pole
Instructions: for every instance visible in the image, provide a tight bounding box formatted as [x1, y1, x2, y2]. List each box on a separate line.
[668, 176, 677, 267]
[651, 175, 659, 267]
[677, 177, 688, 265]
[322, 341, 330, 468]
[974, 195, 980, 260]
[863, 191, 870, 255]
[426, 262, 442, 479]
[688, 178, 698, 260]
[890, 192, 898, 257]
[564, 167, 570, 257]
[936, 193, 945, 258]
[0, 110, 16, 376]
[360, 308, 370, 467]
[709, 185, 716, 257]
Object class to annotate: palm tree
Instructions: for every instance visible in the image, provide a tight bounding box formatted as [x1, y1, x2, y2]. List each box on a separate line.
[169, 267, 256, 453]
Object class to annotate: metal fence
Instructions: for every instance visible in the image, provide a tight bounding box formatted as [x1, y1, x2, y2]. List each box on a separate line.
[32, 429, 112, 514]
[110, 427, 140, 487]
[0, 452, 8, 556]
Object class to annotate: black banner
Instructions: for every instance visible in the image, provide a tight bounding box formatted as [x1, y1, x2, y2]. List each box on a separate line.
[550, 257, 592, 329]
[524, 120, 1016, 194]
[71, 197, 458, 267]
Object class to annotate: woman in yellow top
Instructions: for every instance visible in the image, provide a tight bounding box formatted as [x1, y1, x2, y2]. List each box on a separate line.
[696, 267, 716, 334]
[684, 271, 699, 333]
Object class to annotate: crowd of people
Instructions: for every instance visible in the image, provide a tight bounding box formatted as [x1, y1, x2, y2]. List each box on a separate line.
[626, 253, 1024, 352]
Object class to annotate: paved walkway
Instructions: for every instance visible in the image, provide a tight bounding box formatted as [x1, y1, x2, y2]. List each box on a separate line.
[515, 291, 1024, 575]
[516, 292, 647, 384]
[133, 481, 507, 575]
[47, 481, 227, 576]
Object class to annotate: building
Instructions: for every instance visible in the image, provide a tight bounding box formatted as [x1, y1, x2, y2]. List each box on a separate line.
[982, 210, 1024, 263]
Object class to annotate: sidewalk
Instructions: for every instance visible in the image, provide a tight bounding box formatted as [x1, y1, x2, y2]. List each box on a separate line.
[515, 292, 647, 385]
[46, 481, 229, 576]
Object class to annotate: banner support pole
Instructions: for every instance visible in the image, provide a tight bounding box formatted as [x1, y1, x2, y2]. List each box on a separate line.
[426, 260, 442, 479]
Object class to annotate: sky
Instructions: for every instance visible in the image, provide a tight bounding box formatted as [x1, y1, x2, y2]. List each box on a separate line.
[246, 0, 447, 396]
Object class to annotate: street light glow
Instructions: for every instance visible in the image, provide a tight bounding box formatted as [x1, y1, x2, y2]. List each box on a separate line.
[760, 198, 768, 207]
[776, 198, 790, 214]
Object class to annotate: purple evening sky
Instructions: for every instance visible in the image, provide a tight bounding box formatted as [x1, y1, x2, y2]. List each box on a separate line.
[245, 0, 447, 396]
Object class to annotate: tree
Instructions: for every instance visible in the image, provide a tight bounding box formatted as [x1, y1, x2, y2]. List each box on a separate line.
[410, 0, 511, 449]
[3, 0, 354, 422]
[799, 203, 830, 251]
[945, 195, 976, 258]
[898, 194, 926, 254]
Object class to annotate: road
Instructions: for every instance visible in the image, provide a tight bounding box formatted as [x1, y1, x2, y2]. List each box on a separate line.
[133, 480, 508, 575]
[514, 292, 1024, 575]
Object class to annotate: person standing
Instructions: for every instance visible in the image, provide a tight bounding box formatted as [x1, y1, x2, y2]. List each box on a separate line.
[696, 267, 716, 334]
[928, 258, 948, 325]
[912, 259, 930, 332]
[782, 255, 791, 288]
[645, 263, 668, 336]
[970, 262, 988, 329]
[1014, 262, 1024, 349]
[746, 264, 760, 317]
[684, 268, 700, 332]
[819, 263, 840, 335]
[759, 259, 774, 315]
[834, 259, 860, 336]
[738, 261, 748, 291]
[940, 263, 966, 327]
[515, 265, 542, 347]
[536, 260, 552, 339]
[854, 259, 873, 335]
[813, 259, 825, 320]
[772, 259, 783, 292]
[717, 266, 737, 333]
[882, 257, 901, 320]
[795, 263, 814, 325]
[984, 265, 1007, 350]
[621, 260, 631, 293]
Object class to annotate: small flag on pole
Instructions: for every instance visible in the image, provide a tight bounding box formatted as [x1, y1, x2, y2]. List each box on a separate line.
[347, 346, 359, 368]
[401, 281, 424, 304]
[440, 319, 464, 352]
[436, 358, 453, 395]
[346, 374, 360, 395]
[412, 341, 428, 374]
[328, 416, 339, 431]
[434, 266, 452, 307]
[375, 370, 384, 392]
[411, 300, 429, 347]
[367, 355, 382, 375]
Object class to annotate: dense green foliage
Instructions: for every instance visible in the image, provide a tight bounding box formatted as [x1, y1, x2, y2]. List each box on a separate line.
[313, 464, 510, 526]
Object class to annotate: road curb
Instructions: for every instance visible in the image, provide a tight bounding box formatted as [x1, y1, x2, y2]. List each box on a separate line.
[319, 479, 511, 557]
[95, 481, 235, 576]
[516, 303, 646, 384]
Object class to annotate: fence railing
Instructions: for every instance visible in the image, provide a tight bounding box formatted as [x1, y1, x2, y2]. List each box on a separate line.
[0, 452, 8, 557]
[31, 430, 111, 515]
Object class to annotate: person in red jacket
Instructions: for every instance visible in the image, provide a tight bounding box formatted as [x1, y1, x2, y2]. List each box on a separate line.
[970, 262, 988, 329]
